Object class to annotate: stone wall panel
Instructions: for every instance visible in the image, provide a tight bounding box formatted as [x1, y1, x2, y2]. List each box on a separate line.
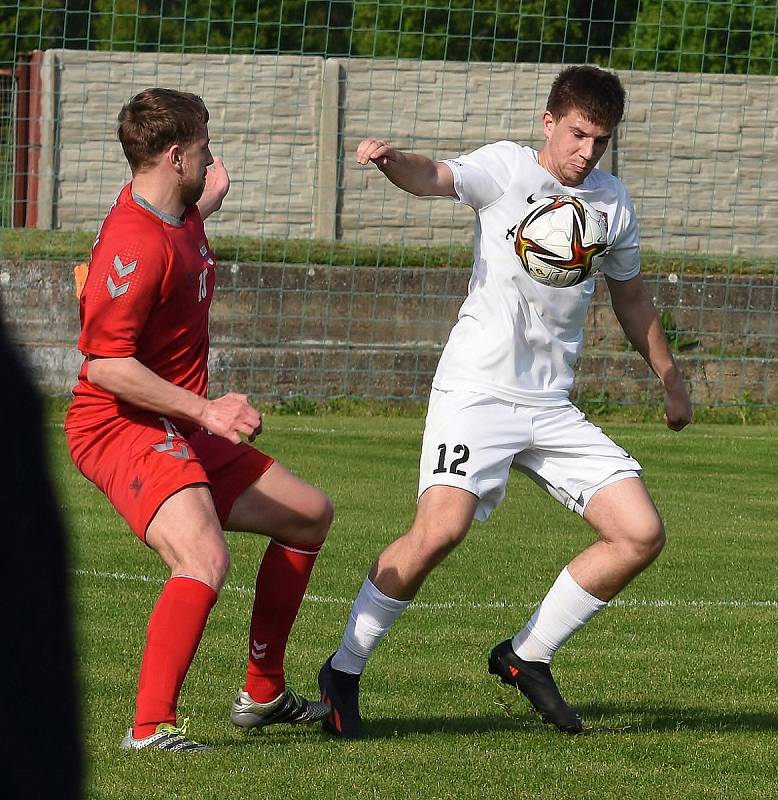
[43, 53, 774, 257]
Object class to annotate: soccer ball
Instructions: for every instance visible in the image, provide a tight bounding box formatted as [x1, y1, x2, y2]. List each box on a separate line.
[515, 195, 608, 288]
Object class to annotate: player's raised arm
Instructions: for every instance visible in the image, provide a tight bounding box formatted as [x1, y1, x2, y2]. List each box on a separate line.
[356, 138, 456, 198]
[197, 156, 231, 220]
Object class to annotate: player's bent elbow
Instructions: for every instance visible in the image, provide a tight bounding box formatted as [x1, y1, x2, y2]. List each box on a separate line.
[86, 356, 121, 393]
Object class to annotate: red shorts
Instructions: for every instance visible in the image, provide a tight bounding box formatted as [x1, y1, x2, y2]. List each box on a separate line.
[66, 412, 273, 541]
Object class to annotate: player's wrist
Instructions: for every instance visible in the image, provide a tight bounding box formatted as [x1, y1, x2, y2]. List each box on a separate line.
[660, 362, 683, 386]
[660, 364, 684, 390]
[187, 394, 211, 428]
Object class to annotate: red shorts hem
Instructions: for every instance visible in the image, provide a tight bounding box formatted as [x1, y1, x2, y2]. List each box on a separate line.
[67, 413, 273, 541]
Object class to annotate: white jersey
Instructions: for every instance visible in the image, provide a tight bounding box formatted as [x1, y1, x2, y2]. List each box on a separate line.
[435, 141, 641, 406]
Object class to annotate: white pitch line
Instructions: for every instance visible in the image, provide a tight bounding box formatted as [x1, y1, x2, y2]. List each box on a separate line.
[72, 567, 778, 611]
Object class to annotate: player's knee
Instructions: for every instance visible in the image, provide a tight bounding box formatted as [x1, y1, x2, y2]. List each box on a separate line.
[187, 541, 230, 591]
[298, 491, 334, 546]
[310, 494, 334, 545]
[425, 540, 459, 568]
[647, 518, 666, 560]
[411, 522, 468, 568]
[212, 546, 231, 588]
[627, 514, 665, 565]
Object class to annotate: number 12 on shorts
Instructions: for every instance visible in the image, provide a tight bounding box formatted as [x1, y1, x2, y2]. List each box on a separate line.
[433, 443, 470, 476]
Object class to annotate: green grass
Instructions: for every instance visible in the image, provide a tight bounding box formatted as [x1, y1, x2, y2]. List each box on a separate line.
[52, 413, 778, 799]
[4, 227, 777, 275]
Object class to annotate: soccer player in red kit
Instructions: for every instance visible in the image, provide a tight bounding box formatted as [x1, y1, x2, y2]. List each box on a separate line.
[66, 88, 333, 752]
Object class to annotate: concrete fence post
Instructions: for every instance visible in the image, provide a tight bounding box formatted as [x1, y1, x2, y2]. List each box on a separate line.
[315, 57, 341, 241]
[36, 49, 57, 229]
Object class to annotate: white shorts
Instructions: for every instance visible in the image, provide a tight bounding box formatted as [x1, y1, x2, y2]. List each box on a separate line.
[418, 388, 642, 521]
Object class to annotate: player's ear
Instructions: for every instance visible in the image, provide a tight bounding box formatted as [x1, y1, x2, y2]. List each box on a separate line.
[541, 110, 555, 139]
[168, 144, 184, 172]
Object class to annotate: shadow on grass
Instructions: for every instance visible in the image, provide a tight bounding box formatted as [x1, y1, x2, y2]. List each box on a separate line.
[206, 704, 778, 749]
[489, 684, 778, 736]
[208, 713, 543, 748]
[575, 703, 778, 735]
[362, 713, 539, 739]
[368, 707, 778, 739]
[373, 705, 778, 740]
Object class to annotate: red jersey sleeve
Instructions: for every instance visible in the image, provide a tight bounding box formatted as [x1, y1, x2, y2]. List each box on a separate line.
[78, 222, 170, 358]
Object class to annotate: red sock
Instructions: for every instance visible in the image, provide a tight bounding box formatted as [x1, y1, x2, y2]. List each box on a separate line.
[244, 540, 321, 702]
[133, 576, 217, 739]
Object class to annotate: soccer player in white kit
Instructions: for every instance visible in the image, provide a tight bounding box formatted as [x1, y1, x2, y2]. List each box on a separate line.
[319, 65, 692, 736]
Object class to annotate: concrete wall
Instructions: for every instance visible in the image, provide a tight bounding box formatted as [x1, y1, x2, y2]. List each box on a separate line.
[49, 51, 327, 238]
[29, 51, 778, 258]
[3, 260, 775, 406]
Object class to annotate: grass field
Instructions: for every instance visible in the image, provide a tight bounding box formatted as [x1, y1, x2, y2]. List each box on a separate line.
[4, 227, 777, 275]
[52, 412, 778, 800]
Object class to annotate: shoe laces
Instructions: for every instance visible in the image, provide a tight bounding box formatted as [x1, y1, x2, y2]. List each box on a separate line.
[284, 689, 302, 707]
[156, 717, 191, 738]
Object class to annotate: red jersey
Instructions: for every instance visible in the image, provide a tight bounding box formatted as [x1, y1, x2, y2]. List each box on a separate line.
[67, 184, 216, 433]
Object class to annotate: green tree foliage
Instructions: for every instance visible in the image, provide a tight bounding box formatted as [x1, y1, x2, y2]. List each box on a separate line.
[1, 0, 93, 67]
[2, 0, 777, 75]
[86, 0, 355, 55]
[350, 0, 639, 63]
[612, 0, 778, 75]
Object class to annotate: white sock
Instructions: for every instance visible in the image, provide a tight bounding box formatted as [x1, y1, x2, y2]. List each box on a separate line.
[512, 567, 607, 664]
[331, 577, 411, 675]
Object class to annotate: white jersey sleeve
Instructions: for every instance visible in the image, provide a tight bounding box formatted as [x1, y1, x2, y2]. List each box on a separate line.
[442, 141, 519, 210]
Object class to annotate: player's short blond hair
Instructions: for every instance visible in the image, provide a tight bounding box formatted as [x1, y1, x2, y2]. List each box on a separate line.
[118, 88, 209, 173]
[546, 66, 624, 131]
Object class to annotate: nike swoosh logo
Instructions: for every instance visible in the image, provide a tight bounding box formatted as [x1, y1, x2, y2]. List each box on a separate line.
[526, 193, 540, 203]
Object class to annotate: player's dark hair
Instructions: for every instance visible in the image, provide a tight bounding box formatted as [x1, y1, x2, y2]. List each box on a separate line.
[546, 66, 625, 130]
[118, 88, 209, 172]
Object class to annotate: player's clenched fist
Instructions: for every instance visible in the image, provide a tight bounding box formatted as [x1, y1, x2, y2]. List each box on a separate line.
[663, 387, 692, 431]
[356, 138, 400, 169]
[202, 392, 262, 444]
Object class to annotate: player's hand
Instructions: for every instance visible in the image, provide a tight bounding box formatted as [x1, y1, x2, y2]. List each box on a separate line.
[663, 375, 692, 431]
[197, 157, 231, 219]
[356, 138, 401, 170]
[206, 157, 230, 203]
[202, 392, 262, 444]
